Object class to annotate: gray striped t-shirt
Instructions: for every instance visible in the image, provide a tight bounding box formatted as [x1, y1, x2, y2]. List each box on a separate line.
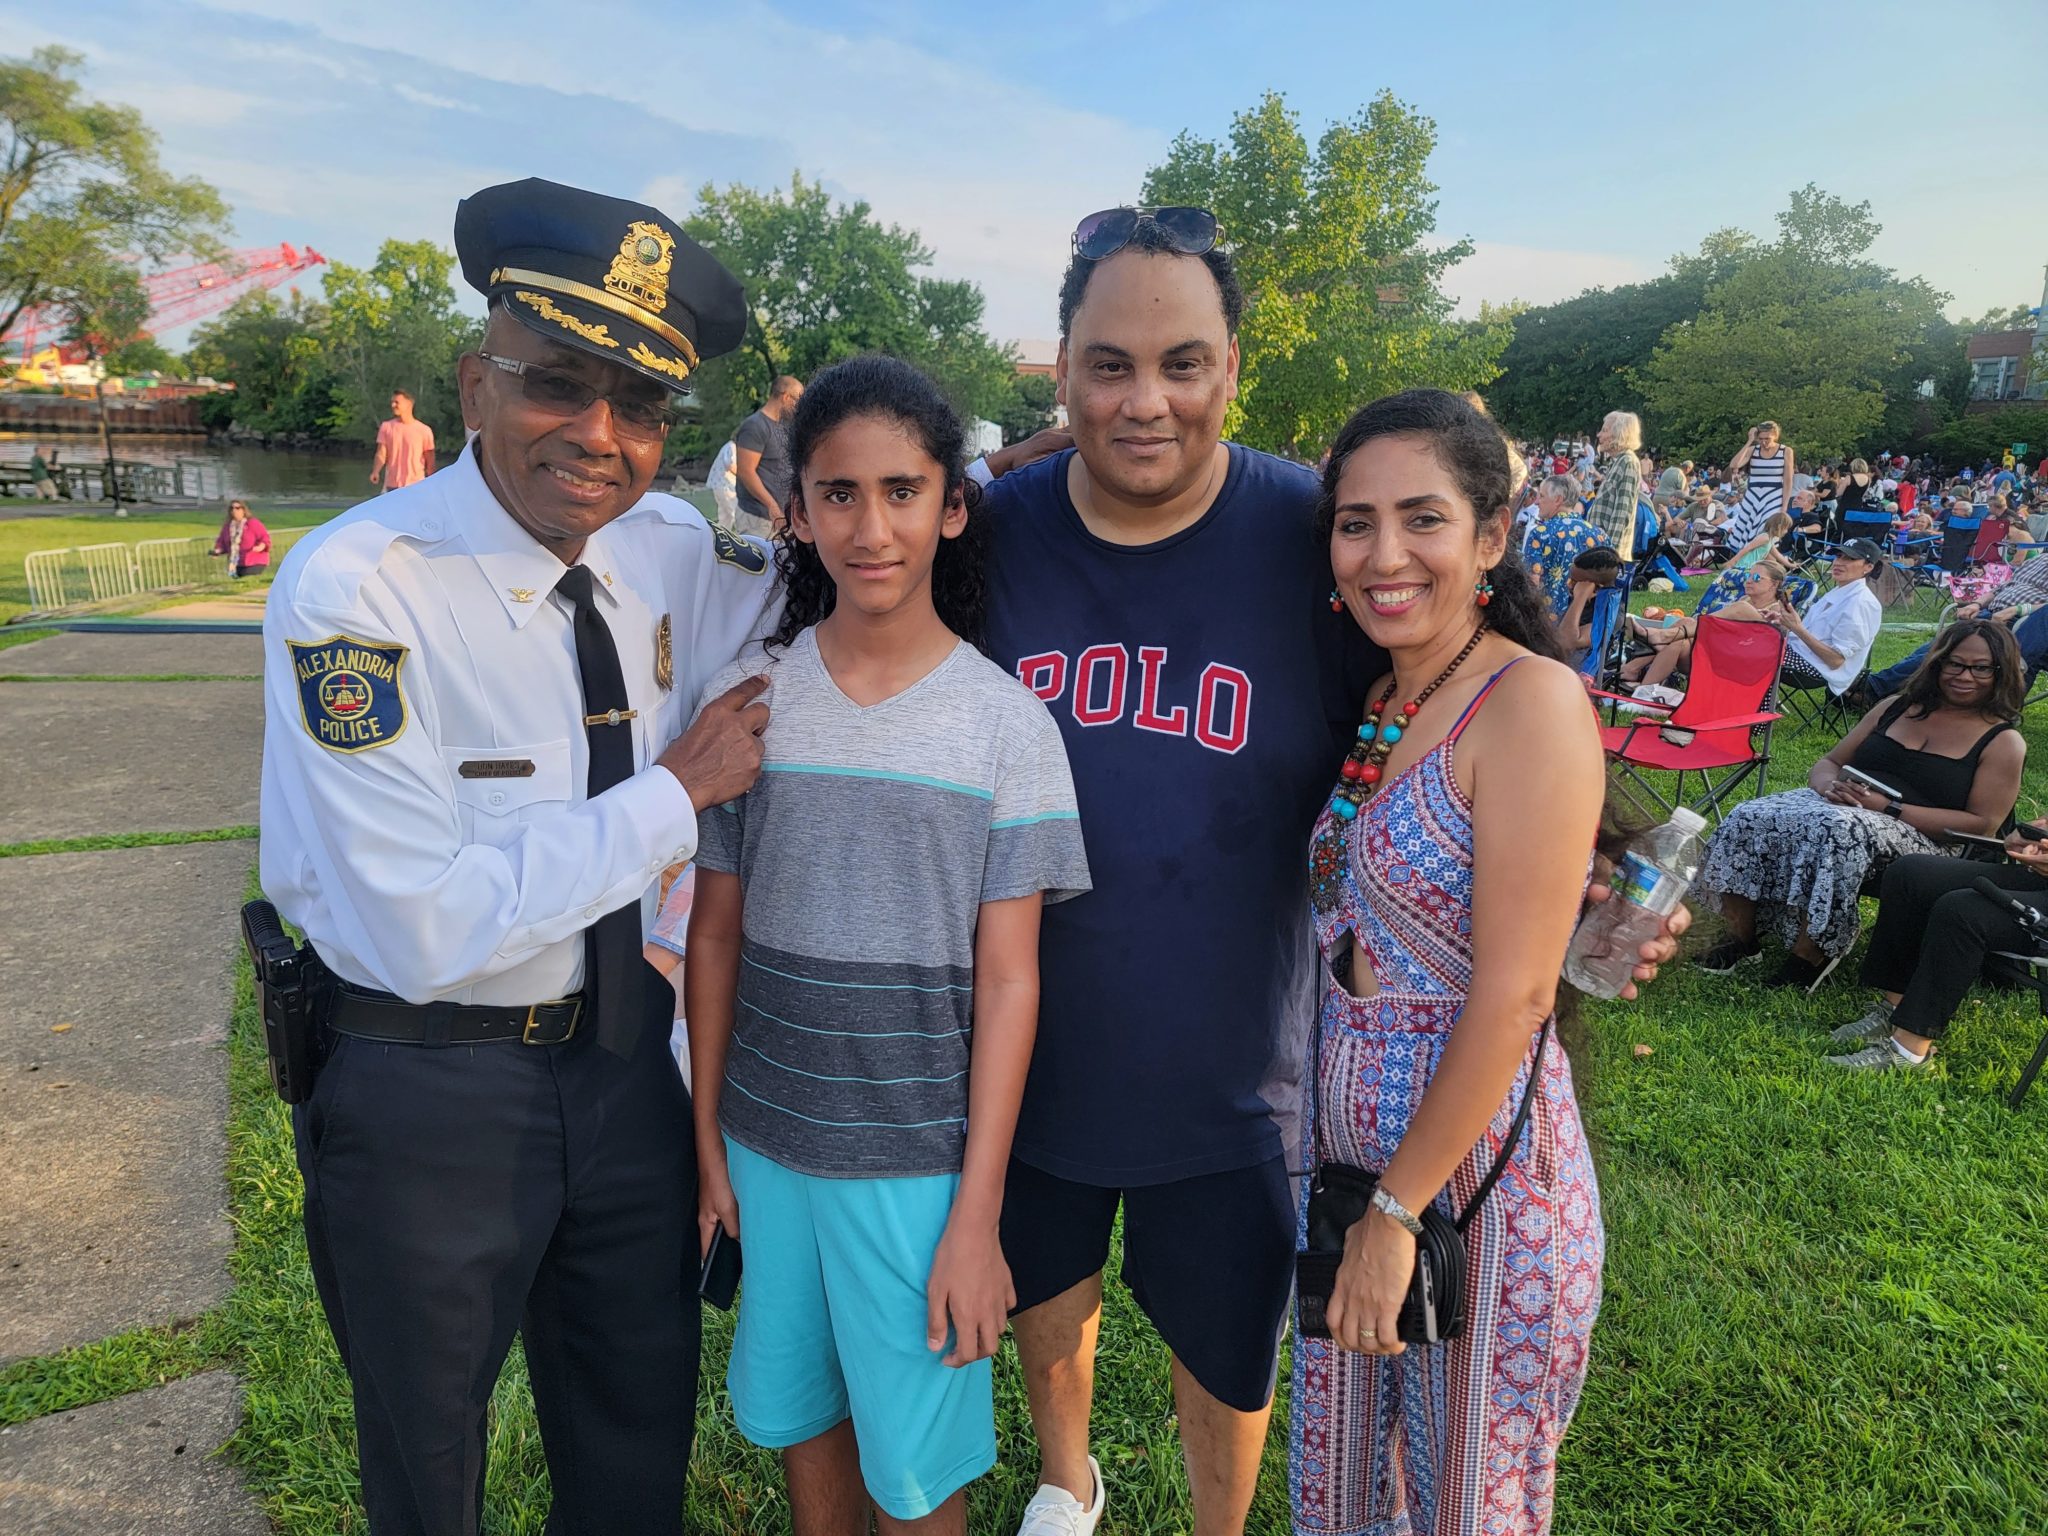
[693, 627, 1091, 1177]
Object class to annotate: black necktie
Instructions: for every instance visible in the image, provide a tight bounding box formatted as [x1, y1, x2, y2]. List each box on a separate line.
[555, 564, 644, 1051]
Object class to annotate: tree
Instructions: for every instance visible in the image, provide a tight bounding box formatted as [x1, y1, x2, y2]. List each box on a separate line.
[1632, 185, 1948, 462]
[103, 335, 185, 377]
[1140, 90, 1510, 457]
[1955, 301, 2038, 335]
[1487, 230, 1757, 441]
[49, 260, 150, 510]
[318, 239, 478, 443]
[186, 288, 337, 437]
[0, 46, 228, 344]
[680, 174, 1021, 455]
[997, 373, 1058, 445]
[1925, 406, 2048, 470]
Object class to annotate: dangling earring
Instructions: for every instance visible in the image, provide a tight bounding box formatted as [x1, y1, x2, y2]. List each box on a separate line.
[1330, 588, 1344, 612]
[1475, 571, 1494, 608]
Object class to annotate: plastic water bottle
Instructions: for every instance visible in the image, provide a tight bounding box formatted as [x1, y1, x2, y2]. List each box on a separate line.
[1563, 808, 1709, 999]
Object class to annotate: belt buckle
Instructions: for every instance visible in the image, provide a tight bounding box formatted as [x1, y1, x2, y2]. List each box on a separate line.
[521, 997, 582, 1046]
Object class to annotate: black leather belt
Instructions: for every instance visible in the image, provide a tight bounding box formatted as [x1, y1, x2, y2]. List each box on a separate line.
[328, 983, 585, 1046]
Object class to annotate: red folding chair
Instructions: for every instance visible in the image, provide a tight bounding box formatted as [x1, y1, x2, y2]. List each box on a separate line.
[1588, 616, 1786, 824]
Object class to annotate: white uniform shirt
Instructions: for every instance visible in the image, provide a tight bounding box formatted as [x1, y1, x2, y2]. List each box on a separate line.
[261, 444, 780, 1005]
[1788, 576, 1883, 694]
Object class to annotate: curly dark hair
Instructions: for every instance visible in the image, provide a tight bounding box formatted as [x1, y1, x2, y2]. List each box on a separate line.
[767, 353, 989, 653]
[1313, 388, 1643, 1059]
[1894, 617, 2026, 722]
[1057, 215, 1244, 338]
[1314, 388, 1566, 665]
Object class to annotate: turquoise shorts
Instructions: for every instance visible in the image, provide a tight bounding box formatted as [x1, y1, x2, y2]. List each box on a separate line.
[722, 1137, 995, 1520]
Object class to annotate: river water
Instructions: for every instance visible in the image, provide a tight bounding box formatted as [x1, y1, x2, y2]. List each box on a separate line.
[2, 437, 369, 505]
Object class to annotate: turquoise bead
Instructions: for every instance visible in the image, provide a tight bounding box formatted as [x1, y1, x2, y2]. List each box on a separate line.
[1357, 724, 1375, 743]
[1381, 723, 1403, 744]
[1332, 799, 1358, 821]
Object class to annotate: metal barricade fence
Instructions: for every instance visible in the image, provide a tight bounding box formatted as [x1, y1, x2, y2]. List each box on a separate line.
[23, 547, 79, 613]
[22, 523, 325, 616]
[78, 543, 142, 604]
[135, 536, 214, 590]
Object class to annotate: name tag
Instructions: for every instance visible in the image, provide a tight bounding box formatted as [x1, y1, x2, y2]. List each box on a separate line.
[457, 759, 537, 779]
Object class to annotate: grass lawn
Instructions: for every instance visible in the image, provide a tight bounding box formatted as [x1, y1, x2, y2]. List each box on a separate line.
[0, 489, 722, 626]
[3, 589, 2045, 1533]
[0, 506, 346, 625]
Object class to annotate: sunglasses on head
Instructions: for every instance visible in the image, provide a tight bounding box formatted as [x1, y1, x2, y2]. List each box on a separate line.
[1071, 206, 1221, 261]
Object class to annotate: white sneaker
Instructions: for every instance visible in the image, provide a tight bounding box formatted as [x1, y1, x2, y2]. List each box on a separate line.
[1015, 1455, 1105, 1536]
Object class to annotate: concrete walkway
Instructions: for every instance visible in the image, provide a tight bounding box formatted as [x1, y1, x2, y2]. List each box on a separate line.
[0, 630, 266, 1529]
[0, 1372, 267, 1535]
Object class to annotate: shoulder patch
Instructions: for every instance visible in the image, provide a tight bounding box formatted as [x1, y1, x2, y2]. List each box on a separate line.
[287, 635, 409, 754]
[710, 524, 769, 576]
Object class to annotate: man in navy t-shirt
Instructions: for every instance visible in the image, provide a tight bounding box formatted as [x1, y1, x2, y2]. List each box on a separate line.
[976, 213, 1380, 1536]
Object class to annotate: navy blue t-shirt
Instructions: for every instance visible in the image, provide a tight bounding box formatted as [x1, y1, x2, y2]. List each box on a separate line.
[985, 445, 1382, 1185]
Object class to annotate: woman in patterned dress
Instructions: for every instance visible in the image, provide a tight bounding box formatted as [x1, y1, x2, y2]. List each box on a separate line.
[1727, 422, 1793, 548]
[1295, 390, 1610, 1536]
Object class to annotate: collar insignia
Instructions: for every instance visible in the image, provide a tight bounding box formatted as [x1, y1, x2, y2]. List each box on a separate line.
[507, 587, 536, 603]
[605, 221, 675, 316]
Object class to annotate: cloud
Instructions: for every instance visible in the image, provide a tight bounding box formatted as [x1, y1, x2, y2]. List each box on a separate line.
[390, 82, 479, 113]
[1440, 241, 1658, 316]
[188, 0, 1165, 340]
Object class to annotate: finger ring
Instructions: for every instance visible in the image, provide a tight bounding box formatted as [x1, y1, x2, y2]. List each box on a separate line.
[1358, 1328, 1376, 1340]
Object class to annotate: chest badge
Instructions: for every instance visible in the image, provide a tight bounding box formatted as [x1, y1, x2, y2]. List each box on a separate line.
[655, 613, 674, 692]
[507, 587, 535, 604]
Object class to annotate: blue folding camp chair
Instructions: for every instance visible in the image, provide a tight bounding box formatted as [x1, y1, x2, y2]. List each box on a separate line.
[1577, 581, 1628, 689]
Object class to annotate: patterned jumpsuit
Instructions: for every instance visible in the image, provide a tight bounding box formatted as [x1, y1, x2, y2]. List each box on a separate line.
[1294, 663, 1605, 1536]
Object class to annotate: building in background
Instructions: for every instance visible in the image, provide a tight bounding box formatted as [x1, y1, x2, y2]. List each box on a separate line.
[1965, 265, 2047, 412]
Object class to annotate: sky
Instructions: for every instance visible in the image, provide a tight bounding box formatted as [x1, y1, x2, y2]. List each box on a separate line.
[12, 0, 2047, 350]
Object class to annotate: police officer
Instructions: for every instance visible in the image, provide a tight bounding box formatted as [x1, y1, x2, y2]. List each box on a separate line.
[259, 178, 780, 1534]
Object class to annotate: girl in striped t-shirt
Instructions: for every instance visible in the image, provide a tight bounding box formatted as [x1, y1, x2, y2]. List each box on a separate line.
[687, 356, 1090, 1532]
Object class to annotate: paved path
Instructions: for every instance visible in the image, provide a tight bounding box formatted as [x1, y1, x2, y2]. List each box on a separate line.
[0, 629, 266, 1527]
[0, 1372, 267, 1535]
[0, 842, 246, 1361]
[0, 682, 262, 843]
[0, 631, 263, 677]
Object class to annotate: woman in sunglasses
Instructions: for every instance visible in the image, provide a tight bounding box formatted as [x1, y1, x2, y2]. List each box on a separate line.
[211, 498, 272, 578]
[1694, 618, 2027, 989]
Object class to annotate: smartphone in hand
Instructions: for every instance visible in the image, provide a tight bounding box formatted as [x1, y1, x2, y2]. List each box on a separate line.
[699, 1226, 742, 1310]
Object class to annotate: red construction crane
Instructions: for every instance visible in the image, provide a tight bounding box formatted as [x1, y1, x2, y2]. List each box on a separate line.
[2, 242, 329, 362]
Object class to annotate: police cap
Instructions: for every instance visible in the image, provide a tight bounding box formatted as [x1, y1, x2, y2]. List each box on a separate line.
[455, 178, 746, 394]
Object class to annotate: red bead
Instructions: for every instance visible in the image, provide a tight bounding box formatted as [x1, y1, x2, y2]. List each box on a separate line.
[1476, 590, 1492, 607]
[1358, 763, 1382, 784]
[1403, 701, 1421, 718]
[1341, 759, 1364, 781]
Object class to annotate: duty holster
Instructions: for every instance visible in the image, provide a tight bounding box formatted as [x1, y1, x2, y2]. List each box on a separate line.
[241, 899, 330, 1104]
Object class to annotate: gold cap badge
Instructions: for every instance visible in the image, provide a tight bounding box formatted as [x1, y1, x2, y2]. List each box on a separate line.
[605, 222, 675, 316]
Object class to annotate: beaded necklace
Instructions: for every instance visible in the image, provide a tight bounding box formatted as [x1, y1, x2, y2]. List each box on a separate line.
[1310, 622, 1488, 913]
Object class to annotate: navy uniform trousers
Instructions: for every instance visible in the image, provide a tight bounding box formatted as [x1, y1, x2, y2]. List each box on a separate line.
[293, 976, 696, 1536]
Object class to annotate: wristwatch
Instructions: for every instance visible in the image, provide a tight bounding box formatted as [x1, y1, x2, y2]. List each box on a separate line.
[1884, 796, 1904, 819]
[1369, 1185, 1425, 1237]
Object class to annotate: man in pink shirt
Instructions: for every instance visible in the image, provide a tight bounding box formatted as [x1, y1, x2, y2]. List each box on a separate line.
[370, 389, 437, 491]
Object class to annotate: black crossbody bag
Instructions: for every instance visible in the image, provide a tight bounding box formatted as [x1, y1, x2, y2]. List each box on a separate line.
[1295, 1014, 1550, 1346]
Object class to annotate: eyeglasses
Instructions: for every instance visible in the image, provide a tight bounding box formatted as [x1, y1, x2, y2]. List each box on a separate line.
[1939, 658, 1996, 679]
[1071, 206, 1221, 261]
[476, 352, 679, 439]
